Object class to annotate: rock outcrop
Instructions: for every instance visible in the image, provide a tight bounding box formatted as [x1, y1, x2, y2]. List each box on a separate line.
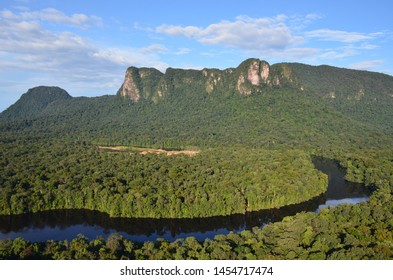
[117, 58, 291, 102]
[118, 57, 393, 103]
[117, 67, 164, 102]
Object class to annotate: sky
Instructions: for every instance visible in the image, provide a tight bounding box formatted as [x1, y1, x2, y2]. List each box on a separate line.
[1, 0, 392, 112]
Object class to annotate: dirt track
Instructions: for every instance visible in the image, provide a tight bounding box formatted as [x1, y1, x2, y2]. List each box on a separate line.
[97, 146, 199, 156]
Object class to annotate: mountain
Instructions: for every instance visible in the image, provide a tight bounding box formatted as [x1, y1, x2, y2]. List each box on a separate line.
[116, 58, 393, 102]
[116, 59, 278, 102]
[116, 58, 393, 130]
[0, 86, 72, 119]
[0, 58, 392, 150]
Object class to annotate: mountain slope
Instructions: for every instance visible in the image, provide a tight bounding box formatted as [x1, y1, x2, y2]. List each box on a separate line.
[115, 58, 393, 131]
[0, 58, 392, 150]
[284, 63, 393, 129]
[0, 86, 72, 119]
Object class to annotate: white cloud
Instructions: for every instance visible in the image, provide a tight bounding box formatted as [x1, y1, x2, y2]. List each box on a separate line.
[156, 24, 201, 37]
[133, 22, 154, 32]
[348, 60, 384, 70]
[268, 47, 319, 59]
[92, 47, 168, 71]
[319, 48, 357, 59]
[316, 40, 381, 60]
[0, 8, 103, 29]
[140, 44, 168, 54]
[305, 29, 376, 43]
[0, 16, 91, 57]
[174, 47, 191, 55]
[156, 15, 302, 53]
[359, 42, 378, 50]
[0, 7, 169, 99]
[305, 13, 324, 20]
[154, 14, 387, 65]
[155, 14, 384, 63]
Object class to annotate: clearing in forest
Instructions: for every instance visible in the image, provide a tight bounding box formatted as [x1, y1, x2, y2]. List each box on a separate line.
[97, 145, 200, 156]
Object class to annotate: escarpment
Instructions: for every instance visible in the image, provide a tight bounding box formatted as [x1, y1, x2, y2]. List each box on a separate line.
[117, 58, 291, 102]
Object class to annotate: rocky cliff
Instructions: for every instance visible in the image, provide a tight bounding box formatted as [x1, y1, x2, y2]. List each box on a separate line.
[117, 58, 292, 102]
[117, 58, 393, 106]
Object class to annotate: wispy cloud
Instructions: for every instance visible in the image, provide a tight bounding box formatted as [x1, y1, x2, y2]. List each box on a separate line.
[140, 44, 168, 54]
[174, 47, 191, 55]
[305, 13, 324, 20]
[348, 60, 384, 70]
[267, 47, 319, 59]
[319, 49, 357, 59]
[1, 8, 103, 29]
[92, 47, 168, 71]
[305, 29, 379, 43]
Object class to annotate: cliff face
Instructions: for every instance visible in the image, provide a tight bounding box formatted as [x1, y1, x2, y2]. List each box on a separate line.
[117, 57, 393, 109]
[117, 67, 164, 102]
[235, 59, 277, 95]
[117, 58, 289, 102]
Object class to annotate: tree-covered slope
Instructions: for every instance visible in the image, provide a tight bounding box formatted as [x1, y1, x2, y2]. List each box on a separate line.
[2, 58, 392, 145]
[0, 86, 72, 119]
[283, 63, 393, 130]
[1, 86, 390, 151]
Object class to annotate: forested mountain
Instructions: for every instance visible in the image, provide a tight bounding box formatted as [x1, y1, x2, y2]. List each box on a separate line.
[0, 58, 392, 259]
[0, 86, 72, 119]
[1, 59, 392, 149]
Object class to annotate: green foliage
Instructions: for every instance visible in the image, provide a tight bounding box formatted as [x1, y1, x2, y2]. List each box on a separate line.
[0, 59, 392, 259]
[0, 138, 327, 218]
[286, 63, 393, 130]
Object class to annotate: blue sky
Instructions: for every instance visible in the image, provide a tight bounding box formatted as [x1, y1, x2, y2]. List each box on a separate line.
[1, 0, 392, 112]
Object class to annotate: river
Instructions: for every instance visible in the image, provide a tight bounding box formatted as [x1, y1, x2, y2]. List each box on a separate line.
[0, 157, 369, 242]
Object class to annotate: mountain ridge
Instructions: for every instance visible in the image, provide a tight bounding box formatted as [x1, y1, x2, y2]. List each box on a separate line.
[1, 58, 392, 145]
[116, 58, 295, 102]
[113, 58, 393, 134]
[2, 58, 393, 116]
[116, 58, 393, 103]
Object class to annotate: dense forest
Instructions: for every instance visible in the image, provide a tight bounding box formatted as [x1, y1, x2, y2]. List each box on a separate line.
[0, 140, 327, 218]
[0, 59, 392, 259]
